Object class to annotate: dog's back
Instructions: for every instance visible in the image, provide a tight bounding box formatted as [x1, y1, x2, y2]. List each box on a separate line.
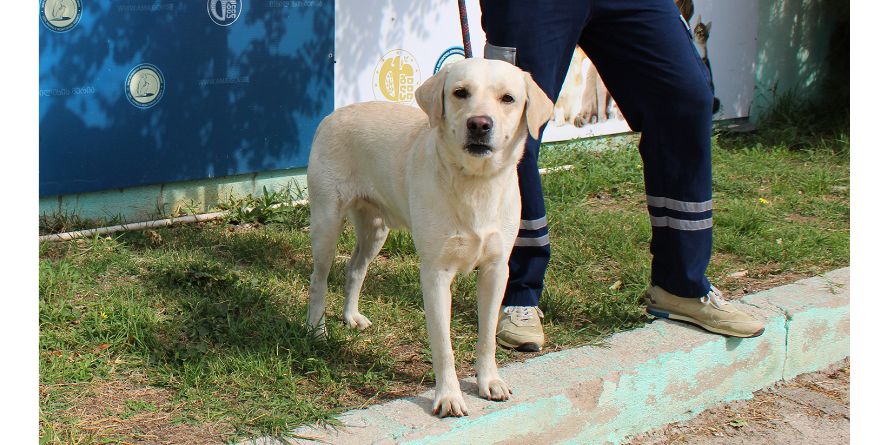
[308, 101, 430, 228]
[309, 101, 426, 180]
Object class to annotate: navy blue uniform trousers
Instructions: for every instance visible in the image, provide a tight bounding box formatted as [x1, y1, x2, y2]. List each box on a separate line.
[480, 0, 715, 305]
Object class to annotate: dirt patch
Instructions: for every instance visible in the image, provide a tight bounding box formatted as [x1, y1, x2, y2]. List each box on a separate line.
[711, 257, 808, 300]
[580, 190, 646, 212]
[365, 343, 435, 403]
[94, 273, 141, 295]
[784, 213, 819, 224]
[579, 188, 646, 211]
[42, 377, 232, 445]
[725, 272, 807, 299]
[627, 358, 849, 445]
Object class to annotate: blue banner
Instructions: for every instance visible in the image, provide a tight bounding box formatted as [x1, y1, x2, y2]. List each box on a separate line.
[39, 0, 334, 196]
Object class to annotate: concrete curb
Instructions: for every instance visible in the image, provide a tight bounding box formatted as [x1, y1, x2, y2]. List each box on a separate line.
[246, 268, 849, 445]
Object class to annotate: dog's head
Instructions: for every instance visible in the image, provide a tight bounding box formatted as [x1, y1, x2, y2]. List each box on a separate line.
[416, 58, 553, 176]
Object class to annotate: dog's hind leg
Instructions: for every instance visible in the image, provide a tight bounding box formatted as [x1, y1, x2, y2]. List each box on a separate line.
[342, 203, 389, 330]
[306, 197, 344, 338]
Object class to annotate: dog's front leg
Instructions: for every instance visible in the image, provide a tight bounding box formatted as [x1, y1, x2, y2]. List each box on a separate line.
[420, 264, 468, 417]
[476, 262, 511, 401]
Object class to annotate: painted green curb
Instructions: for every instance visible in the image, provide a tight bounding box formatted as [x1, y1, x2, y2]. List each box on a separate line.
[244, 267, 849, 445]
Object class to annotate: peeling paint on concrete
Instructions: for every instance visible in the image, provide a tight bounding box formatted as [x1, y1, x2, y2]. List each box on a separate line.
[402, 396, 573, 445]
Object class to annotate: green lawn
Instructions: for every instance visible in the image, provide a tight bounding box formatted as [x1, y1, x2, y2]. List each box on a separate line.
[39, 118, 849, 444]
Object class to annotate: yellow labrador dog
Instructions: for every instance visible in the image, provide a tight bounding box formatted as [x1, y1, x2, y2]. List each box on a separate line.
[305, 58, 552, 417]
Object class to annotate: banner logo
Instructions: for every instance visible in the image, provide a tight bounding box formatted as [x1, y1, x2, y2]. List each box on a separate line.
[40, 0, 82, 33]
[208, 0, 243, 26]
[373, 49, 420, 104]
[125, 64, 165, 109]
[434, 47, 465, 74]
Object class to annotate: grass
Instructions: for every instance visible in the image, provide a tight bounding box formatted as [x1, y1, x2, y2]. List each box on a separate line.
[39, 110, 849, 444]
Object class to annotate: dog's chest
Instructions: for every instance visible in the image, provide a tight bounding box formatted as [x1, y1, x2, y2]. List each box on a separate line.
[438, 229, 506, 272]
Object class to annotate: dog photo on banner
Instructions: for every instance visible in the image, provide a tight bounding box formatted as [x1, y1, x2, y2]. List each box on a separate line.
[543, 0, 757, 142]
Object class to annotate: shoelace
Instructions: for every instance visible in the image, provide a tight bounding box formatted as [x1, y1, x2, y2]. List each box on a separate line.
[699, 286, 728, 309]
[504, 306, 543, 321]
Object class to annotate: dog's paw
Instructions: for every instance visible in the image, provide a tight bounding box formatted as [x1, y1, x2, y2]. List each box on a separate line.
[343, 312, 373, 330]
[575, 109, 596, 127]
[307, 324, 328, 339]
[306, 317, 328, 339]
[478, 378, 511, 402]
[432, 390, 469, 418]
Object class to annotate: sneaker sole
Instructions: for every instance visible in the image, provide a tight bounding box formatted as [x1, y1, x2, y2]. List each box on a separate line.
[496, 337, 542, 352]
[646, 307, 765, 338]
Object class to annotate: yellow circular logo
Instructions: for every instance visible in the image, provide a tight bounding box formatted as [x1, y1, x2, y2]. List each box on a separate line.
[373, 49, 421, 104]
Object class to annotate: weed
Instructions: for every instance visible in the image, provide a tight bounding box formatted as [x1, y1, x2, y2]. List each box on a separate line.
[219, 184, 309, 228]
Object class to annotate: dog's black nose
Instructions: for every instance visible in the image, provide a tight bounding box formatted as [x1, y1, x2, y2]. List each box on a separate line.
[467, 116, 493, 136]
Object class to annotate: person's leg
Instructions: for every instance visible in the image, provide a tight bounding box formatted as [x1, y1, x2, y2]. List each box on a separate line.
[480, 0, 592, 351]
[578, 0, 714, 298]
[480, 0, 591, 307]
[577, 0, 763, 337]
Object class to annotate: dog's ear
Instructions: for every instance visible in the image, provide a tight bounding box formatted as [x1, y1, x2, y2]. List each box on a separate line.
[416, 65, 448, 128]
[523, 72, 554, 140]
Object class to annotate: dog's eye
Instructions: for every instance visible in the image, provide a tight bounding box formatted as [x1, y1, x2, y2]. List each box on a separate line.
[453, 88, 470, 99]
[501, 94, 515, 104]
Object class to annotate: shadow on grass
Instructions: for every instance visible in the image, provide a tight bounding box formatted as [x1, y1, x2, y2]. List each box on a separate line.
[115, 224, 445, 426]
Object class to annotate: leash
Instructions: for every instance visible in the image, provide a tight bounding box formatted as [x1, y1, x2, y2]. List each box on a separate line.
[457, 0, 473, 58]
